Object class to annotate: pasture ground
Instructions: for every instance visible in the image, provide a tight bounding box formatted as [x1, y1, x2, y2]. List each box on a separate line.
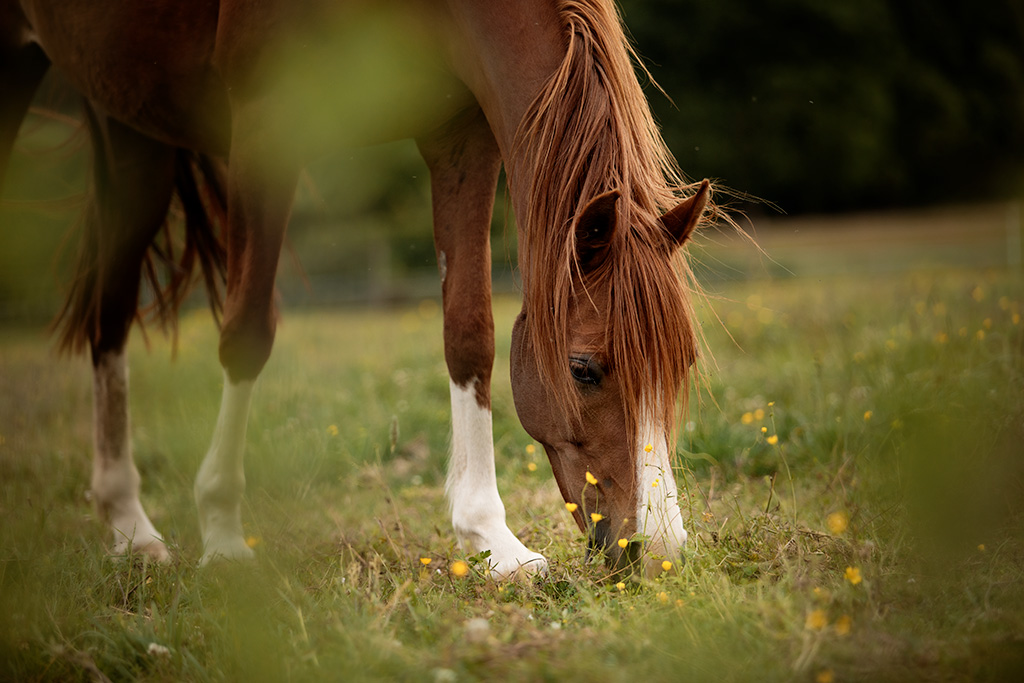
[1, 216, 1023, 681]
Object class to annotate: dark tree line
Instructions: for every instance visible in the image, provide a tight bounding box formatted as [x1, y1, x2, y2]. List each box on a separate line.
[622, 0, 1024, 213]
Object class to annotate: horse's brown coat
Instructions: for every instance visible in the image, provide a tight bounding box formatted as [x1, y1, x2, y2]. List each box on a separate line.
[2, 0, 718, 573]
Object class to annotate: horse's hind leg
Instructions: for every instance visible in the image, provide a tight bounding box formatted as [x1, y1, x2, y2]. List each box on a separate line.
[0, 15, 50, 190]
[193, 107, 297, 564]
[81, 109, 177, 560]
[418, 107, 548, 579]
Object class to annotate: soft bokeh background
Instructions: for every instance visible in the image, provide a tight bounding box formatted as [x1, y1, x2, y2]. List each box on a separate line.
[1, 2, 1023, 681]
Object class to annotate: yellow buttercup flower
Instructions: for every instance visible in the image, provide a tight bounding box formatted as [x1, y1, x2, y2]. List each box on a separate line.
[527, 462, 537, 472]
[805, 609, 828, 630]
[245, 536, 261, 549]
[590, 513, 604, 523]
[644, 443, 654, 453]
[661, 560, 673, 572]
[565, 502, 578, 513]
[835, 614, 852, 636]
[754, 408, 765, 421]
[827, 511, 849, 535]
[761, 426, 768, 434]
[419, 557, 432, 566]
[741, 412, 754, 424]
[525, 444, 536, 455]
[617, 538, 629, 549]
[816, 669, 835, 683]
[450, 560, 469, 578]
[657, 591, 669, 603]
[766, 435, 779, 445]
[863, 410, 873, 421]
[585, 471, 598, 486]
[326, 424, 339, 436]
[844, 566, 862, 585]
[616, 582, 626, 591]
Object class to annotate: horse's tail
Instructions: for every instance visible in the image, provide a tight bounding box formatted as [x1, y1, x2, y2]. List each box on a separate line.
[53, 149, 228, 355]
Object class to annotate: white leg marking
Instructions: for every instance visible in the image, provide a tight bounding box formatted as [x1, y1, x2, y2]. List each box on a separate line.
[636, 417, 687, 577]
[91, 350, 168, 560]
[447, 379, 547, 579]
[194, 373, 255, 564]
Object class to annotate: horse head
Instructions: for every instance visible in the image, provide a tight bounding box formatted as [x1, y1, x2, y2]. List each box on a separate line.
[511, 181, 710, 578]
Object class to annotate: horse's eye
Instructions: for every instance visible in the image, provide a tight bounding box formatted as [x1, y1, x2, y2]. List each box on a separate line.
[569, 356, 603, 387]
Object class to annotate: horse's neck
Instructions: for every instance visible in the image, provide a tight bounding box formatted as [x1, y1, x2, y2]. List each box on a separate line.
[443, 1, 564, 166]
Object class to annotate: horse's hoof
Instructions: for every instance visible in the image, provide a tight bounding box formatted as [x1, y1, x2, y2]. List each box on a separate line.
[488, 552, 549, 581]
[199, 537, 256, 566]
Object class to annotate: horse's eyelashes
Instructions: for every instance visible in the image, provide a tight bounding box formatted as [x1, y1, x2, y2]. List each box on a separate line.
[569, 356, 603, 387]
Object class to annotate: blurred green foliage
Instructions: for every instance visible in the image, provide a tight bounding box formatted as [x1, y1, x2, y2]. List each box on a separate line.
[623, 0, 1024, 212]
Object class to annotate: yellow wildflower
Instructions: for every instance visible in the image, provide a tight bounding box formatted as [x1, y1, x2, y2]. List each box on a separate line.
[527, 462, 537, 472]
[590, 513, 604, 523]
[761, 426, 768, 434]
[766, 435, 779, 445]
[1014, 313, 1021, 325]
[976, 329, 986, 341]
[419, 557, 432, 566]
[644, 443, 654, 453]
[827, 511, 849, 535]
[651, 479, 659, 488]
[754, 408, 765, 421]
[616, 582, 626, 591]
[565, 502, 578, 513]
[768, 401, 775, 407]
[657, 592, 669, 603]
[245, 536, 261, 549]
[863, 410, 873, 422]
[835, 614, 852, 636]
[525, 444, 536, 455]
[661, 560, 673, 572]
[617, 538, 629, 549]
[585, 471, 598, 486]
[326, 424, 339, 436]
[844, 566, 862, 585]
[741, 412, 754, 425]
[816, 670, 835, 683]
[450, 560, 469, 578]
[805, 609, 828, 630]
[978, 544, 986, 552]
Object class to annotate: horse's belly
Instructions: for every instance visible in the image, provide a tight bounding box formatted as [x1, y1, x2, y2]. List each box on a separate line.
[24, 0, 231, 153]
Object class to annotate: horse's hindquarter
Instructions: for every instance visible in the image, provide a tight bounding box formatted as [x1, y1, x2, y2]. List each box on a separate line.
[21, 0, 230, 153]
[22, 0, 471, 156]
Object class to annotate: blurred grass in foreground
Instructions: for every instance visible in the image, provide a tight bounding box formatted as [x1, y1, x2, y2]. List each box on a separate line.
[0, 264, 1022, 681]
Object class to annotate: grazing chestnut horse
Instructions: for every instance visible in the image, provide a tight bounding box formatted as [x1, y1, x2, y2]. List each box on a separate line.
[0, 0, 714, 578]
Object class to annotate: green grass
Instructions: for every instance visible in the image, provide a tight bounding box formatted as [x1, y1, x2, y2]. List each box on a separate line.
[1, 265, 1023, 682]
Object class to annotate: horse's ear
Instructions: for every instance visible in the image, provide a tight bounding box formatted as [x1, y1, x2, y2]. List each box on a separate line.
[661, 179, 711, 248]
[575, 190, 620, 272]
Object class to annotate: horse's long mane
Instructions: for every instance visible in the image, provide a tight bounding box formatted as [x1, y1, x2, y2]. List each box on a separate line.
[512, 0, 711, 447]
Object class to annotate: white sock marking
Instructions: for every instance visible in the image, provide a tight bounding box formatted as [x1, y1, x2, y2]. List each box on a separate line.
[194, 373, 255, 564]
[91, 350, 167, 560]
[447, 378, 547, 578]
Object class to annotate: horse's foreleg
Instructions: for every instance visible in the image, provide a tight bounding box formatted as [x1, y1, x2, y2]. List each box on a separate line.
[83, 111, 177, 561]
[418, 108, 547, 579]
[194, 110, 296, 564]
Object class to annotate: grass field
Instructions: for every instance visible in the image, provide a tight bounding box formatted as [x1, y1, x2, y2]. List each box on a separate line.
[1, 233, 1023, 681]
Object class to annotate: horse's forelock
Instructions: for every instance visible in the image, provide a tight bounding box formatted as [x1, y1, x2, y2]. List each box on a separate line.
[512, 0, 707, 447]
